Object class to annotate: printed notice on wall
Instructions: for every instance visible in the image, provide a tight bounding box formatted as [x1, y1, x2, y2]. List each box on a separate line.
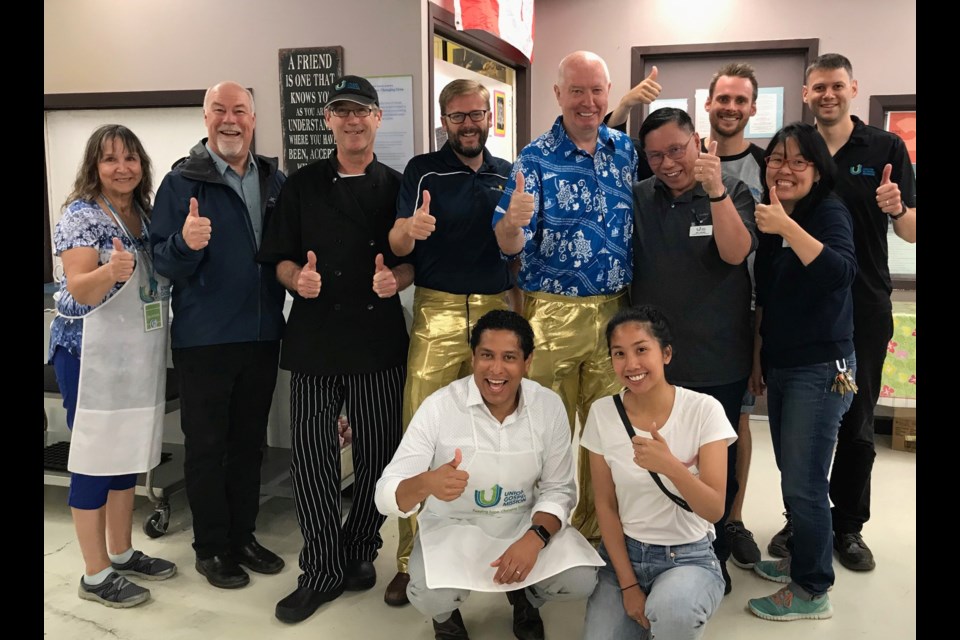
[368, 75, 414, 174]
[278, 46, 343, 175]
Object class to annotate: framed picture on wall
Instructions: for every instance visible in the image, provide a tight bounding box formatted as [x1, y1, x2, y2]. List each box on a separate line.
[494, 90, 506, 137]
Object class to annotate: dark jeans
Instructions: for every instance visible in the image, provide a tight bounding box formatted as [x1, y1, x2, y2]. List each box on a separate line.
[768, 355, 856, 596]
[830, 309, 893, 534]
[686, 378, 748, 564]
[173, 341, 281, 559]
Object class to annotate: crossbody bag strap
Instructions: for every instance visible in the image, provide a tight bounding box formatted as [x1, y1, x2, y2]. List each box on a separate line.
[612, 394, 693, 512]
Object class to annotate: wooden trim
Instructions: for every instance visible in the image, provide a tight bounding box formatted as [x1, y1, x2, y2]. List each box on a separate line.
[44, 90, 207, 110]
[630, 39, 819, 138]
[869, 94, 916, 128]
[428, 3, 531, 149]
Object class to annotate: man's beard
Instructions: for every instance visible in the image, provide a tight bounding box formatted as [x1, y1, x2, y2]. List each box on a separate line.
[448, 126, 488, 158]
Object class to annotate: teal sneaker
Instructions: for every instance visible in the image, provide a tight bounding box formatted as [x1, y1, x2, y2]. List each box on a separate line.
[753, 557, 791, 583]
[748, 586, 833, 621]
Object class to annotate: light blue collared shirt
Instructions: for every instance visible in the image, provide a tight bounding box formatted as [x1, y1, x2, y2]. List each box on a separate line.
[206, 142, 263, 247]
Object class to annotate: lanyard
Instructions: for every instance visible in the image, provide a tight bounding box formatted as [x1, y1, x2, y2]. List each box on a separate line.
[99, 193, 155, 277]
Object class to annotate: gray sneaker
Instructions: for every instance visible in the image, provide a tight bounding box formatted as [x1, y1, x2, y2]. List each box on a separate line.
[768, 513, 793, 558]
[112, 550, 177, 581]
[78, 572, 151, 608]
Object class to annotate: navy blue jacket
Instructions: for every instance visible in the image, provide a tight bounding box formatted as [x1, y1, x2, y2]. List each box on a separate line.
[150, 140, 286, 349]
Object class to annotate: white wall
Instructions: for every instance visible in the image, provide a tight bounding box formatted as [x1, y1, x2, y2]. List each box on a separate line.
[529, 0, 917, 135]
[44, 0, 428, 161]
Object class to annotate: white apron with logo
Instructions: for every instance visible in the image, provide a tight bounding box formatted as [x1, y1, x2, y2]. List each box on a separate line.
[66, 247, 170, 476]
[419, 406, 602, 592]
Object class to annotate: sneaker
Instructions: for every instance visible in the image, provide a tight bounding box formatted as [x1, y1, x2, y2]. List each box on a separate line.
[753, 558, 791, 583]
[112, 550, 177, 581]
[748, 586, 833, 621]
[768, 513, 793, 558]
[78, 572, 151, 608]
[726, 520, 761, 568]
[720, 560, 732, 595]
[833, 532, 876, 571]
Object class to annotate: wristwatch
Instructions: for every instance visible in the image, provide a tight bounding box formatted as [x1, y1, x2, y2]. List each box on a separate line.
[528, 524, 551, 548]
[890, 202, 908, 220]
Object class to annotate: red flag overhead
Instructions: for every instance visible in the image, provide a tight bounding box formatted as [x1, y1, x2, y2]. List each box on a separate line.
[454, 0, 535, 61]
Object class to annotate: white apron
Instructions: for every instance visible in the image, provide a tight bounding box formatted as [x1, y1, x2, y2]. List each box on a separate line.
[419, 405, 603, 592]
[65, 236, 170, 476]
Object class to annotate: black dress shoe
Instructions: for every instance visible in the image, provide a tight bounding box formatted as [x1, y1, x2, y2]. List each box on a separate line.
[433, 609, 470, 639]
[344, 559, 376, 591]
[506, 589, 544, 640]
[233, 540, 285, 574]
[384, 571, 410, 606]
[195, 555, 249, 589]
[275, 584, 344, 624]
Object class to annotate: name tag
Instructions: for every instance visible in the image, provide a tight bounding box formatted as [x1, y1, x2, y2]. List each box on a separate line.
[690, 225, 713, 237]
[143, 301, 164, 332]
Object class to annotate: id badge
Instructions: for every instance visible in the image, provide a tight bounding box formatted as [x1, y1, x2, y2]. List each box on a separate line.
[143, 301, 164, 332]
[690, 224, 713, 237]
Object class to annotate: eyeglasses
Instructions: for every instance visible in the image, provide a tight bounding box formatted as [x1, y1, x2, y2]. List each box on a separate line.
[328, 106, 374, 118]
[442, 110, 488, 124]
[644, 136, 694, 167]
[765, 156, 814, 171]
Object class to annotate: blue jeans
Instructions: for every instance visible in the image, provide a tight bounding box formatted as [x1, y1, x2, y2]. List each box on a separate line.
[766, 354, 856, 597]
[583, 537, 724, 640]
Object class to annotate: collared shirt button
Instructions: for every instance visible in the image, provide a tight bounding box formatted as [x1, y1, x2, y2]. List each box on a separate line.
[368, 240, 375, 247]
[366, 304, 374, 310]
[334, 270, 342, 276]
[333, 304, 341, 311]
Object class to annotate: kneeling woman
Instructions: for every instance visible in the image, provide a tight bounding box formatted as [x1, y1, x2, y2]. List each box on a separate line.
[581, 305, 734, 639]
[747, 122, 857, 621]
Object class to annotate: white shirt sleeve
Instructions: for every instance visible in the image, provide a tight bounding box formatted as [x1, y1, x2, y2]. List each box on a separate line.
[529, 389, 577, 525]
[374, 395, 441, 519]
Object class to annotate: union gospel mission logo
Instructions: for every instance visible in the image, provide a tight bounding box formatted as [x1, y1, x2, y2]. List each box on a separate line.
[849, 164, 877, 177]
[475, 485, 527, 509]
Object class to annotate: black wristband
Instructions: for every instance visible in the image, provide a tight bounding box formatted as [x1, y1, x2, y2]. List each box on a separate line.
[708, 189, 728, 203]
[890, 203, 908, 220]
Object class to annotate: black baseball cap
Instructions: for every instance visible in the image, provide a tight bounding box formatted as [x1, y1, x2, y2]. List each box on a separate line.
[324, 75, 379, 109]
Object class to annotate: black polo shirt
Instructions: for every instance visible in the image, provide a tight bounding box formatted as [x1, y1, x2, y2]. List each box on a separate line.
[631, 175, 757, 387]
[395, 143, 513, 294]
[832, 115, 917, 311]
[258, 151, 409, 376]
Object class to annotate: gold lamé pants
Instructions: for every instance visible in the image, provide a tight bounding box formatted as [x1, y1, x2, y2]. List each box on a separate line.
[524, 289, 626, 544]
[395, 286, 509, 572]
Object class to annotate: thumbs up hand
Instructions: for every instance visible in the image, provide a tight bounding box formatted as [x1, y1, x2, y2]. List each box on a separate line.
[755, 186, 790, 236]
[406, 190, 437, 240]
[875, 163, 904, 217]
[631, 424, 674, 474]
[296, 250, 322, 298]
[695, 139, 724, 198]
[107, 237, 135, 283]
[429, 448, 470, 501]
[505, 170, 535, 230]
[620, 66, 662, 108]
[372, 253, 398, 298]
[182, 197, 212, 250]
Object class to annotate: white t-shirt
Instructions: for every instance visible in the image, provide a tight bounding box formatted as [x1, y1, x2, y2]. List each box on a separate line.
[580, 387, 737, 545]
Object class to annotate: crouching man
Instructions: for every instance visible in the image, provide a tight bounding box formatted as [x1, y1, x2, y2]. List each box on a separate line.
[375, 310, 602, 640]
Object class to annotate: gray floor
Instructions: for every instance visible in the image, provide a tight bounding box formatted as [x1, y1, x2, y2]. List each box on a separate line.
[43, 416, 916, 639]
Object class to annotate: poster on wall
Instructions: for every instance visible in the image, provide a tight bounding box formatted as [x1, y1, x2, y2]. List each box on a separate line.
[278, 46, 343, 175]
[886, 110, 916, 170]
[494, 90, 506, 137]
[368, 75, 415, 173]
[745, 87, 783, 139]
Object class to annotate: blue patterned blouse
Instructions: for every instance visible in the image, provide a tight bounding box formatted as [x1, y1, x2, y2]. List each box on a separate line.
[47, 199, 148, 360]
[493, 116, 637, 296]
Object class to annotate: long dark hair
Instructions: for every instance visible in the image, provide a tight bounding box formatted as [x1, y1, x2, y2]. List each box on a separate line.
[761, 122, 836, 217]
[63, 124, 154, 217]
